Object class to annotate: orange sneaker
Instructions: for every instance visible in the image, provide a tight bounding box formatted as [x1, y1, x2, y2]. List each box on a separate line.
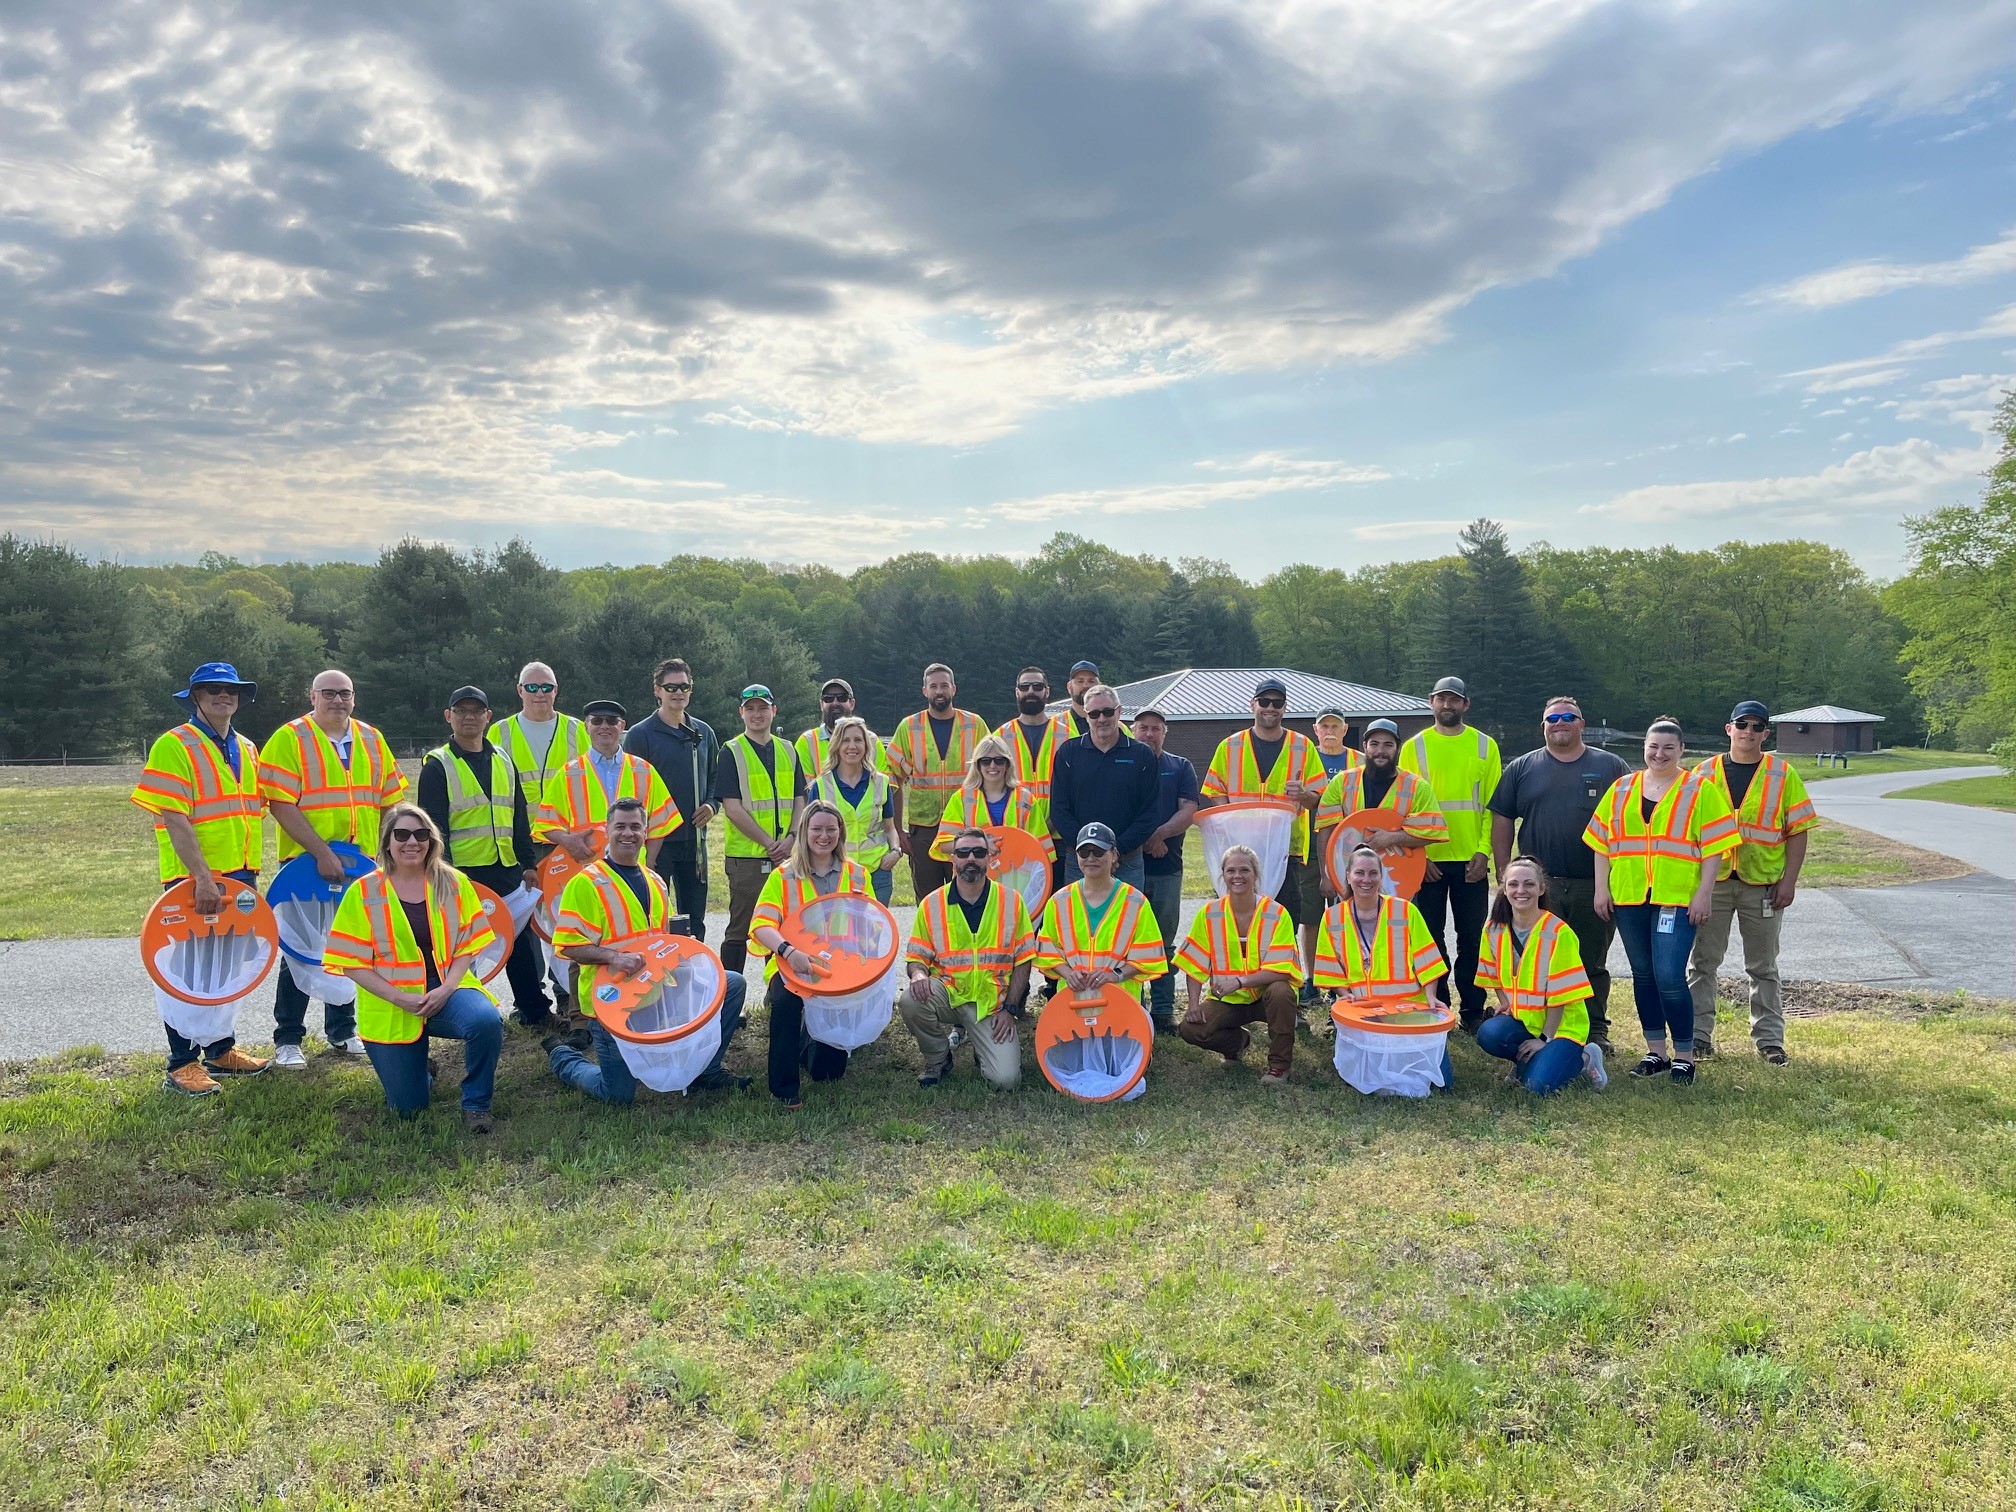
[165, 1062, 220, 1097]
[204, 1048, 270, 1077]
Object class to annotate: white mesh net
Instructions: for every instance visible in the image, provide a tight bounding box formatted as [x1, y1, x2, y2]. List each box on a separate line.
[1331, 1020, 1451, 1097]
[1195, 803, 1297, 899]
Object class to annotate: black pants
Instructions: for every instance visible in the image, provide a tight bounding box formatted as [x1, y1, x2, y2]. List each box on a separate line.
[460, 864, 552, 1024]
[274, 963, 359, 1047]
[765, 974, 849, 1101]
[654, 831, 709, 942]
[1415, 864, 1490, 1024]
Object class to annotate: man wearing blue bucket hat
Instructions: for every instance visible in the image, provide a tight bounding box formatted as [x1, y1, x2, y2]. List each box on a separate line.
[130, 662, 273, 1096]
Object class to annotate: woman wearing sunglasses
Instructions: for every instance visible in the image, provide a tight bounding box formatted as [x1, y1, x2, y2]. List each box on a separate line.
[1584, 718, 1739, 1085]
[324, 804, 505, 1131]
[1475, 856, 1607, 1094]
[748, 799, 876, 1109]
[807, 716, 904, 905]
[932, 733, 1055, 865]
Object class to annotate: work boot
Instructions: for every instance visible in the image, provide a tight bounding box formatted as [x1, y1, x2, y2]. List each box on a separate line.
[462, 1109, 494, 1135]
[205, 1048, 270, 1076]
[165, 1062, 220, 1097]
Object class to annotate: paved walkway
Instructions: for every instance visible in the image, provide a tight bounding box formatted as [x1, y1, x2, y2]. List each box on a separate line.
[5, 770, 2010, 1061]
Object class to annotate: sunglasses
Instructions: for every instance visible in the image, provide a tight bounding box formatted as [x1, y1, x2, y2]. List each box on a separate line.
[1084, 707, 1119, 720]
[977, 755, 1009, 766]
[1075, 846, 1110, 860]
[951, 847, 990, 860]
[659, 681, 691, 693]
[388, 827, 431, 844]
[1254, 697, 1285, 709]
[1544, 711, 1581, 724]
[820, 694, 850, 702]
[1016, 682, 1048, 693]
[520, 683, 556, 694]
[586, 715, 621, 726]
[1732, 719, 1768, 732]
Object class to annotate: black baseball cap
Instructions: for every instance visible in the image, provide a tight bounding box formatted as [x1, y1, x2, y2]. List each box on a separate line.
[1074, 821, 1118, 853]
[446, 685, 489, 709]
[1730, 700, 1770, 722]
[582, 699, 626, 719]
[1253, 677, 1288, 697]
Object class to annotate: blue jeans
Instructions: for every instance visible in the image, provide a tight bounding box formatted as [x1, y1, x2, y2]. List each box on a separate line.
[1477, 1014, 1586, 1095]
[1062, 849, 1146, 892]
[1139, 870, 1183, 1024]
[361, 987, 503, 1115]
[1613, 903, 1698, 1055]
[551, 972, 747, 1104]
[162, 867, 257, 1069]
[868, 866, 895, 905]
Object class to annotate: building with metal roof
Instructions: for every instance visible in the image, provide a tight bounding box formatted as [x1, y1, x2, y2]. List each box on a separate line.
[1769, 704, 1885, 754]
[1050, 667, 1432, 768]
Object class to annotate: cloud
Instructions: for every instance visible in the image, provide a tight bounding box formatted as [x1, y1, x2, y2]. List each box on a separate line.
[983, 453, 1386, 524]
[4, 1, 2016, 550]
[1350, 519, 1479, 542]
[1789, 302, 2016, 379]
[1756, 225, 2016, 308]
[1805, 367, 1912, 393]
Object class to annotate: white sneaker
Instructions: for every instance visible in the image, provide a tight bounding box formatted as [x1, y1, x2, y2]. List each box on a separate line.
[1583, 1042, 1608, 1091]
[273, 1045, 308, 1069]
[334, 1036, 367, 1056]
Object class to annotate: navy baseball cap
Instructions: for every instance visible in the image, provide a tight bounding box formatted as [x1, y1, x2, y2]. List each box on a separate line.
[1730, 700, 1770, 722]
[1253, 677, 1289, 697]
[175, 661, 256, 702]
[1070, 659, 1100, 676]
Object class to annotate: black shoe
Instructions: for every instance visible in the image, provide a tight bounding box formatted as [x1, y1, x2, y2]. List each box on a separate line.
[692, 1069, 751, 1092]
[1150, 1016, 1178, 1035]
[1669, 1060, 1696, 1086]
[462, 1108, 494, 1134]
[1629, 1053, 1672, 1079]
[515, 1012, 554, 1031]
[1759, 1045, 1788, 1066]
[1693, 1042, 1717, 1062]
[1458, 1016, 1484, 1038]
[539, 1032, 570, 1055]
[1297, 983, 1321, 1009]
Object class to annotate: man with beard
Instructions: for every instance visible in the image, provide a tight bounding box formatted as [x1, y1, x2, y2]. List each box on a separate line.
[795, 677, 885, 778]
[1064, 661, 1100, 735]
[1489, 695, 1632, 1052]
[1400, 676, 1502, 1032]
[997, 666, 1076, 875]
[887, 663, 988, 900]
[901, 826, 1037, 1090]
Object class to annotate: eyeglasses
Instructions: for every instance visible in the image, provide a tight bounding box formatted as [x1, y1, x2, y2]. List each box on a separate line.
[1084, 707, 1119, 720]
[586, 715, 621, 726]
[1254, 697, 1285, 709]
[521, 683, 556, 694]
[388, 827, 431, 843]
[1544, 711, 1581, 724]
[1732, 719, 1768, 732]
[951, 847, 990, 860]
[659, 682, 691, 693]
[1016, 682, 1048, 693]
[313, 688, 354, 700]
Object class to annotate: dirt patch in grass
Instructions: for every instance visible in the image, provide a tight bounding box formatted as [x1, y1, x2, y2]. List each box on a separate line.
[1715, 976, 2010, 1020]
[1802, 818, 1972, 889]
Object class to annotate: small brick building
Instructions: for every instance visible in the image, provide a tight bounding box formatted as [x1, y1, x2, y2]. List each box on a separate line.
[1770, 704, 1884, 754]
[1052, 667, 1433, 770]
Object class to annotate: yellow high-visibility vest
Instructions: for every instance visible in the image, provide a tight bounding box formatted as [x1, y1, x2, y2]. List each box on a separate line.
[131, 722, 264, 881]
[1174, 895, 1302, 1004]
[1582, 770, 1739, 907]
[1476, 913, 1592, 1044]
[1692, 754, 1817, 885]
[325, 870, 497, 1043]
[258, 716, 406, 860]
[906, 881, 1036, 1018]
[426, 742, 521, 868]
[719, 734, 802, 858]
[1399, 726, 1501, 862]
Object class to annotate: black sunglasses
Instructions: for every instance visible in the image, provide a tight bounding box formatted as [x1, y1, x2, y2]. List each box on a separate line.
[1016, 681, 1048, 692]
[951, 847, 990, 860]
[977, 755, 1009, 765]
[586, 715, 622, 726]
[1732, 719, 1768, 732]
[1084, 707, 1119, 720]
[388, 827, 431, 843]
[1075, 846, 1109, 859]
[659, 681, 691, 693]
[1254, 697, 1285, 709]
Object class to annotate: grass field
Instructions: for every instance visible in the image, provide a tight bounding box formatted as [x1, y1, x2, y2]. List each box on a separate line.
[1798, 819, 1972, 888]
[1889, 774, 2016, 812]
[1797, 749, 1993, 783]
[5, 989, 2016, 1508]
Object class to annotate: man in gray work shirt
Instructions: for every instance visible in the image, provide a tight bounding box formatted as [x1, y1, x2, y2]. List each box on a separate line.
[1488, 695, 1631, 1052]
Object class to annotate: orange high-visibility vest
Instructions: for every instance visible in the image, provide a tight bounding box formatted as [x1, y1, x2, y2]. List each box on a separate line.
[1203, 728, 1325, 858]
[259, 715, 406, 860]
[1174, 895, 1302, 1004]
[1584, 770, 1739, 907]
[995, 714, 1076, 834]
[906, 881, 1036, 1018]
[1312, 895, 1446, 1000]
[536, 752, 682, 841]
[888, 709, 988, 827]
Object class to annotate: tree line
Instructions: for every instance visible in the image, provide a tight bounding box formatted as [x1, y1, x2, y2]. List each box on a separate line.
[16, 432, 2016, 761]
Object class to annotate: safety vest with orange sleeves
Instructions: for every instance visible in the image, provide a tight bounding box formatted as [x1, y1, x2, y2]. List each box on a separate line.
[932, 785, 1056, 860]
[551, 860, 672, 1011]
[906, 880, 1037, 1019]
[490, 712, 591, 816]
[258, 715, 407, 861]
[1312, 895, 1448, 1001]
[1201, 728, 1327, 859]
[994, 714, 1076, 837]
[1174, 895, 1303, 1006]
[1313, 766, 1449, 842]
[1582, 769, 1740, 907]
[534, 752, 683, 842]
[1033, 881, 1168, 1004]
[1475, 912, 1593, 1044]
[887, 709, 988, 828]
[748, 859, 874, 968]
[131, 722, 265, 881]
[324, 869, 498, 1043]
[1692, 754, 1818, 885]
[1399, 725, 1500, 863]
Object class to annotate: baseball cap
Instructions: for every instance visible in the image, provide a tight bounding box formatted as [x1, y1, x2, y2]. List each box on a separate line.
[174, 661, 257, 702]
[1070, 659, 1100, 676]
[739, 684, 775, 704]
[1314, 706, 1348, 726]
[1431, 676, 1469, 698]
[1730, 700, 1770, 722]
[820, 678, 854, 698]
[447, 685, 489, 709]
[1365, 718, 1401, 738]
[1253, 676, 1289, 697]
[582, 699, 626, 719]
[1074, 821, 1118, 853]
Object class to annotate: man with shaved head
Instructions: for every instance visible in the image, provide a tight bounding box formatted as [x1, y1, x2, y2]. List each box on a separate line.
[258, 668, 407, 1065]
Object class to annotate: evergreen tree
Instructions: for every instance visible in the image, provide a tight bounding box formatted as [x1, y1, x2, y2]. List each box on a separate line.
[0, 536, 153, 759]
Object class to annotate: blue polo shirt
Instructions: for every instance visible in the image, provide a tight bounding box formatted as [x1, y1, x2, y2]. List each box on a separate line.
[1142, 750, 1201, 878]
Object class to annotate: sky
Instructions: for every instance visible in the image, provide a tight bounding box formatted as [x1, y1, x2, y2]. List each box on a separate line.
[5, 0, 2016, 580]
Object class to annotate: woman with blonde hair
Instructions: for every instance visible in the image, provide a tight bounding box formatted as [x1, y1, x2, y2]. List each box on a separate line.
[749, 798, 875, 1108]
[808, 716, 902, 903]
[932, 731, 1053, 862]
[324, 803, 505, 1130]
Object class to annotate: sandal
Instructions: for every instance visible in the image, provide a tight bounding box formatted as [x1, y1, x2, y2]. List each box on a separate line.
[1629, 1053, 1672, 1079]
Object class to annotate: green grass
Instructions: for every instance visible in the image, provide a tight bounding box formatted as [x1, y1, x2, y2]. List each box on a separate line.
[1889, 775, 2016, 812]
[1798, 819, 1973, 888]
[1797, 749, 1994, 783]
[6, 994, 2016, 1507]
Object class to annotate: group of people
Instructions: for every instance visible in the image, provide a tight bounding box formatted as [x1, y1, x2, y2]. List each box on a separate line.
[132, 652, 1816, 1125]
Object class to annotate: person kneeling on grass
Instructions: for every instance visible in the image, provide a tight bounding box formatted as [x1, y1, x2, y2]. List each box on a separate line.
[323, 804, 503, 1133]
[1475, 856, 1608, 1094]
[902, 826, 1037, 1090]
[546, 796, 750, 1103]
[1313, 844, 1454, 1090]
[1174, 844, 1302, 1086]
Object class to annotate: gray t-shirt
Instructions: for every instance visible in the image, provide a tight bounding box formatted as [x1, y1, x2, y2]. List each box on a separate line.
[1488, 745, 1632, 879]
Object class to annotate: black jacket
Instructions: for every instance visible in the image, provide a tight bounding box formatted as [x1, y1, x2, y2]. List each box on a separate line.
[623, 712, 719, 843]
[1049, 730, 1161, 856]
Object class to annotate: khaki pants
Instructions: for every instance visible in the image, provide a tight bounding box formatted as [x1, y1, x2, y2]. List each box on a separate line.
[900, 978, 1022, 1089]
[1686, 877, 1785, 1052]
[1177, 981, 1299, 1075]
[723, 856, 772, 951]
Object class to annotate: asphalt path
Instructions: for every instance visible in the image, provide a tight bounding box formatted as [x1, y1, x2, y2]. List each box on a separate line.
[5, 769, 2010, 1061]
